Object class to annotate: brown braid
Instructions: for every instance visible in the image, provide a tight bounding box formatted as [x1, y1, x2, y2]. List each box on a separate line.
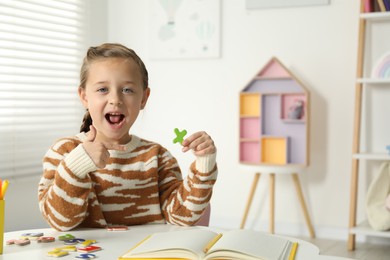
[80, 110, 93, 133]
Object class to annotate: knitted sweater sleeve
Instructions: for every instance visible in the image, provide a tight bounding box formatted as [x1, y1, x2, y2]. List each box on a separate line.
[158, 148, 218, 226]
[38, 138, 98, 231]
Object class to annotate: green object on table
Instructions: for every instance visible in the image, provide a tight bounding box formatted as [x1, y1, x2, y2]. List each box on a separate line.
[173, 128, 187, 145]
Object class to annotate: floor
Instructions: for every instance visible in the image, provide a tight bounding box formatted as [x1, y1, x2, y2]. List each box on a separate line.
[299, 237, 390, 260]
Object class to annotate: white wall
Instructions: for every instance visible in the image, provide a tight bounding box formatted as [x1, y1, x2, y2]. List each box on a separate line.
[4, 0, 364, 241]
[106, 0, 360, 239]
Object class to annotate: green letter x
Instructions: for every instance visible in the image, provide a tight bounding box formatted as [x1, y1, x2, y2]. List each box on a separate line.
[173, 128, 187, 145]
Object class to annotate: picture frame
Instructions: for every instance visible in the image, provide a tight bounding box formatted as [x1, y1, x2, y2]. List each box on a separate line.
[149, 0, 221, 59]
[246, 0, 330, 9]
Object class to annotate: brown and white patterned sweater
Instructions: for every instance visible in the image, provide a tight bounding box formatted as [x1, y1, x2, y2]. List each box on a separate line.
[38, 133, 217, 231]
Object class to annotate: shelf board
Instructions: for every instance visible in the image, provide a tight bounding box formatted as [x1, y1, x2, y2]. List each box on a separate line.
[352, 153, 390, 160]
[350, 221, 390, 238]
[360, 12, 390, 21]
[281, 119, 305, 124]
[239, 115, 260, 118]
[240, 138, 260, 142]
[357, 78, 390, 84]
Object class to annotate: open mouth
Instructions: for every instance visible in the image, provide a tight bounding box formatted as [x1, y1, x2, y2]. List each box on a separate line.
[105, 112, 125, 125]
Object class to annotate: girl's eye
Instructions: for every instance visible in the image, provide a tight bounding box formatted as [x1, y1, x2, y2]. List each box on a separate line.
[97, 87, 108, 93]
[123, 87, 134, 94]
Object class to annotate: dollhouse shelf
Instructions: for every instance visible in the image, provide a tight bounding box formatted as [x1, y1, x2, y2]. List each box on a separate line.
[239, 57, 310, 166]
[239, 57, 315, 238]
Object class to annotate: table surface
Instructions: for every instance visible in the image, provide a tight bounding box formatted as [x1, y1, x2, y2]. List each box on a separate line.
[0, 224, 355, 260]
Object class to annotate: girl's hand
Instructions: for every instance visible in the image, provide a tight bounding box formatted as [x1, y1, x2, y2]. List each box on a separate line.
[181, 131, 216, 156]
[82, 125, 126, 168]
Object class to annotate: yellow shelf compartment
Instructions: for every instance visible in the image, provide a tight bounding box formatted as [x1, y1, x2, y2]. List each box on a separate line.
[240, 92, 261, 117]
[261, 136, 288, 165]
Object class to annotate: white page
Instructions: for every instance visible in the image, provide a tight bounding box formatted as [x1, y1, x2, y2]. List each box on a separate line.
[124, 229, 217, 258]
[205, 230, 291, 260]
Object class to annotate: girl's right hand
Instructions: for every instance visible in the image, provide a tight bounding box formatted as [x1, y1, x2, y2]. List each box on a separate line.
[82, 125, 126, 168]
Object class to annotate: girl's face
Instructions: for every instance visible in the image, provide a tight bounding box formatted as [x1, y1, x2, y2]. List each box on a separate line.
[78, 57, 150, 144]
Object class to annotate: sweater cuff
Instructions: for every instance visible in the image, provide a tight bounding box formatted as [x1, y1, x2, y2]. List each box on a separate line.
[195, 153, 217, 173]
[64, 144, 97, 178]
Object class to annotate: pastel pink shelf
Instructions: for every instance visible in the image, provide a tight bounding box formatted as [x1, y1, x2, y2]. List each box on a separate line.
[239, 57, 310, 166]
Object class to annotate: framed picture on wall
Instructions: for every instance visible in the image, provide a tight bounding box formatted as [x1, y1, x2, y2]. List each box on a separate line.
[246, 0, 330, 9]
[149, 0, 221, 59]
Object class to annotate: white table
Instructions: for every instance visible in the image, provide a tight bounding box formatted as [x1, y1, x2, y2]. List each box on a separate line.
[0, 224, 355, 259]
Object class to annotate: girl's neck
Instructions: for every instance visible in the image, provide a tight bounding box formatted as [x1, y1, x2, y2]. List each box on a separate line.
[95, 132, 132, 145]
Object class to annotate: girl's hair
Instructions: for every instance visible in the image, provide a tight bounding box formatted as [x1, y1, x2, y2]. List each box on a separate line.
[79, 43, 149, 133]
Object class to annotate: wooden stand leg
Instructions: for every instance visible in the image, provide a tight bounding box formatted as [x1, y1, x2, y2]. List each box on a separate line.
[269, 173, 275, 234]
[292, 173, 315, 238]
[348, 159, 359, 251]
[240, 173, 261, 229]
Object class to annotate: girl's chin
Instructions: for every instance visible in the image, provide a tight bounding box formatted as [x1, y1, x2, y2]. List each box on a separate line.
[102, 128, 131, 142]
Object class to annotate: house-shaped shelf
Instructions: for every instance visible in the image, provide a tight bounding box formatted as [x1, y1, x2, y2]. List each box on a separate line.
[239, 57, 310, 166]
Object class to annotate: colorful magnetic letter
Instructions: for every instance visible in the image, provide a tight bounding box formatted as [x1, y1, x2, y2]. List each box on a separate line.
[37, 236, 56, 243]
[20, 232, 44, 240]
[77, 245, 101, 253]
[173, 128, 187, 145]
[64, 238, 86, 245]
[75, 253, 96, 259]
[80, 239, 97, 247]
[14, 239, 31, 246]
[54, 245, 77, 252]
[47, 249, 69, 257]
[106, 225, 128, 231]
[58, 234, 75, 241]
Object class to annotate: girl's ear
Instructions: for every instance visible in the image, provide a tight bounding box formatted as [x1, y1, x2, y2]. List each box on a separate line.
[141, 87, 150, 110]
[78, 87, 88, 108]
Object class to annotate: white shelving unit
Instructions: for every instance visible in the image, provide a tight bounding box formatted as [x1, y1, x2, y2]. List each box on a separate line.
[357, 78, 390, 84]
[350, 221, 390, 238]
[352, 153, 390, 160]
[348, 2, 390, 250]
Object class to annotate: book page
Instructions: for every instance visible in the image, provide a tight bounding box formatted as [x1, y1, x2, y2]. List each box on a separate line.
[205, 230, 292, 260]
[122, 229, 217, 259]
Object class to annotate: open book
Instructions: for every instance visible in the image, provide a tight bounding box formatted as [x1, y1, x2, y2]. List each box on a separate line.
[118, 228, 298, 260]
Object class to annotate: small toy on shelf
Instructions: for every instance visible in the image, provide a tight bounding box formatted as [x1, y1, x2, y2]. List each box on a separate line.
[288, 99, 304, 120]
[371, 52, 390, 78]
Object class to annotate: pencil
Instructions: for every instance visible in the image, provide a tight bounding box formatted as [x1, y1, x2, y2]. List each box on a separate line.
[203, 233, 222, 253]
[1, 180, 8, 199]
[289, 242, 298, 260]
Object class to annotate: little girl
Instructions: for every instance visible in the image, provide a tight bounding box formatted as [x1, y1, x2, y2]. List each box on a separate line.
[38, 43, 217, 231]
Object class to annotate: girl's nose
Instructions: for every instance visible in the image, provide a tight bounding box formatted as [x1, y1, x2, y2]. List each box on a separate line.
[109, 100, 122, 106]
[109, 92, 123, 106]
[109, 96, 122, 106]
